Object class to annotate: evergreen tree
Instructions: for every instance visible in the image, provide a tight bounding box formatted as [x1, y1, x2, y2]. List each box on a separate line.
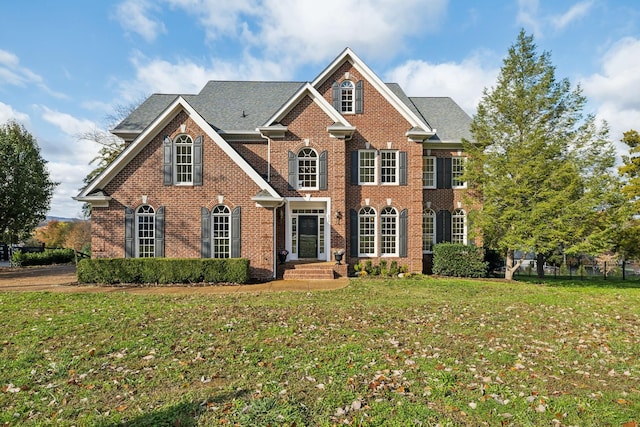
[463, 30, 618, 280]
[0, 121, 58, 243]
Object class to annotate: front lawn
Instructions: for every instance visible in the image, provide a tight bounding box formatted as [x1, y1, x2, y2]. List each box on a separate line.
[1, 277, 638, 426]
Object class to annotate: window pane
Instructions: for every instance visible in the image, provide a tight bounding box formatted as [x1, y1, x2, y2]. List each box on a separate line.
[452, 157, 465, 188]
[298, 148, 317, 189]
[340, 80, 354, 113]
[381, 151, 397, 184]
[380, 207, 397, 255]
[423, 209, 435, 252]
[359, 151, 376, 184]
[212, 205, 230, 258]
[358, 207, 376, 255]
[137, 205, 155, 258]
[175, 135, 193, 184]
[452, 209, 466, 244]
[423, 156, 435, 187]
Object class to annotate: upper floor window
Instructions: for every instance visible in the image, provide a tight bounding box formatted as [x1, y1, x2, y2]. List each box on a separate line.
[452, 208, 466, 244]
[380, 150, 398, 184]
[380, 207, 398, 256]
[423, 208, 435, 252]
[422, 156, 436, 188]
[358, 207, 376, 256]
[297, 148, 318, 189]
[340, 80, 354, 113]
[174, 134, 193, 184]
[452, 156, 466, 188]
[211, 205, 231, 258]
[136, 205, 155, 258]
[358, 150, 376, 184]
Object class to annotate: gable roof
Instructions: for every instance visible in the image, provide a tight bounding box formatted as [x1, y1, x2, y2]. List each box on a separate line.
[77, 96, 282, 201]
[409, 97, 472, 142]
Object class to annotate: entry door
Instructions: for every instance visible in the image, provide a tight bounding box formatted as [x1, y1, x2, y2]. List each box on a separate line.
[298, 215, 318, 258]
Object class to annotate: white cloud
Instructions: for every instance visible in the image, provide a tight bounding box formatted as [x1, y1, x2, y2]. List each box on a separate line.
[385, 54, 499, 115]
[39, 106, 98, 137]
[517, 0, 542, 37]
[0, 49, 44, 88]
[551, 1, 594, 30]
[581, 37, 640, 147]
[0, 102, 30, 125]
[114, 0, 167, 42]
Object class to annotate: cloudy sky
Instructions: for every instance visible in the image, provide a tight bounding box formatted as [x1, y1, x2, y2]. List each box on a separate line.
[1, 0, 639, 218]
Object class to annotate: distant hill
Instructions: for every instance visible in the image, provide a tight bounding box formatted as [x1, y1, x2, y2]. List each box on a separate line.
[39, 216, 85, 226]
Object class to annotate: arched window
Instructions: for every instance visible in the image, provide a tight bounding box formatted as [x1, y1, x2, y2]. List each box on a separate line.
[212, 205, 231, 258]
[340, 80, 354, 113]
[358, 207, 376, 256]
[452, 209, 466, 244]
[380, 207, 398, 256]
[136, 205, 155, 257]
[174, 134, 193, 184]
[423, 208, 436, 252]
[297, 148, 318, 189]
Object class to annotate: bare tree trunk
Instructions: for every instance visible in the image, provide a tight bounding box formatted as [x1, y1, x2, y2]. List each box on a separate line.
[505, 249, 515, 280]
[536, 253, 545, 278]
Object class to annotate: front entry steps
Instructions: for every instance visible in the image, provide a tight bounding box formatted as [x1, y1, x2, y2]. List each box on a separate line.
[282, 261, 348, 280]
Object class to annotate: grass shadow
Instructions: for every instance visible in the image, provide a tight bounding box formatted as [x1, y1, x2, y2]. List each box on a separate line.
[516, 275, 640, 289]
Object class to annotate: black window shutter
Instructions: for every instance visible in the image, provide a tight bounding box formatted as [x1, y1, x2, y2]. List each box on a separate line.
[319, 150, 328, 190]
[155, 206, 165, 257]
[124, 207, 134, 258]
[399, 209, 408, 257]
[350, 151, 359, 185]
[193, 135, 203, 186]
[287, 150, 297, 190]
[201, 207, 211, 258]
[163, 136, 172, 185]
[331, 81, 340, 110]
[436, 210, 452, 243]
[350, 209, 358, 257]
[399, 151, 408, 186]
[231, 207, 241, 258]
[355, 80, 364, 113]
[436, 158, 452, 189]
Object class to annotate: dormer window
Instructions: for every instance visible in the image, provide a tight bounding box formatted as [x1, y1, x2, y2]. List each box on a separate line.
[340, 80, 354, 113]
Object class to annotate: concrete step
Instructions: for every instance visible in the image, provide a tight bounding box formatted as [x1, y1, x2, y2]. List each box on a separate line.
[283, 264, 336, 280]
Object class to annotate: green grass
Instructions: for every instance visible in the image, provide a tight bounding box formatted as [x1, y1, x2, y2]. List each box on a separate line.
[1, 276, 639, 426]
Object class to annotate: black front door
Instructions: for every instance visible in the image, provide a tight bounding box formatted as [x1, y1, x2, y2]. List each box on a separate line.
[298, 216, 318, 258]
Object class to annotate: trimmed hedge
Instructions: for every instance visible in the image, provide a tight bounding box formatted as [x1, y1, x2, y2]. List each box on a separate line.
[77, 258, 251, 285]
[12, 248, 75, 267]
[432, 243, 488, 278]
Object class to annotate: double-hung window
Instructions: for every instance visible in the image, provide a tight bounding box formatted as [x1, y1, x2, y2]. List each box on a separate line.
[174, 134, 193, 184]
[297, 148, 318, 189]
[422, 209, 436, 252]
[422, 156, 436, 188]
[136, 205, 155, 258]
[380, 151, 398, 184]
[452, 156, 466, 188]
[452, 209, 466, 244]
[358, 207, 376, 256]
[212, 205, 231, 258]
[358, 150, 376, 184]
[380, 207, 398, 256]
[340, 80, 354, 113]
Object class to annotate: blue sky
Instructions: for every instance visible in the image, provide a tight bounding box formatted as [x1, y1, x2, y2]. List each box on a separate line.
[1, 0, 639, 217]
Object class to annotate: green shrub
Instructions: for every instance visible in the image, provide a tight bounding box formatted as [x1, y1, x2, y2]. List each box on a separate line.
[11, 248, 75, 267]
[77, 258, 250, 285]
[432, 243, 487, 278]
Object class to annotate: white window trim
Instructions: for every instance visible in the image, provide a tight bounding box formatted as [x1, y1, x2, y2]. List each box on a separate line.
[422, 156, 436, 189]
[380, 206, 399, 257]
[173, 134, 194, 186]
[135, 205, 155, 258]
[452, 208, 467, 245]
[297, 147, 319, 190]
[422, 208, 436, 254]
[340, 80, 355, 114]
[211, 205, 231, 258]
[358, 150, 378, 186]
[358, 206, 377, 257]
[380, 150, 399, 186]
[452, 156, 467, 189]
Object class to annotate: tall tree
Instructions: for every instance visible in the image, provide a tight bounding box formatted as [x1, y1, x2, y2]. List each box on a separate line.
[0, 121, 58, 243]
[619, 129, 640, 213]
[463, 30, 618, 280]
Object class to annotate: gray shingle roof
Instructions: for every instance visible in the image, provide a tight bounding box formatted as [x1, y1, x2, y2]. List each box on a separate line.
[112, 80, 471, 143]
[409, 97, 472, 142]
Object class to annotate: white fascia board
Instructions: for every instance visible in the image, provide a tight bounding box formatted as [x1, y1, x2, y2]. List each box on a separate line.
[78, 96, 280, 200]
[261, 83, 352, 127]
[311, 47, 434, 133]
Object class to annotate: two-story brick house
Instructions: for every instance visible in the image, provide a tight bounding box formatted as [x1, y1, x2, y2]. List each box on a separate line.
[75, 48, 473, 280]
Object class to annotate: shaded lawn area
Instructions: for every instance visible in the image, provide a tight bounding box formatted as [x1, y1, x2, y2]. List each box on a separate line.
[1, 277, 639, 426]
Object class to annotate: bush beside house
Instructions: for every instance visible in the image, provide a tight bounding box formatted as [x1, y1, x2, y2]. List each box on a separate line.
[432, 243, 487, 278]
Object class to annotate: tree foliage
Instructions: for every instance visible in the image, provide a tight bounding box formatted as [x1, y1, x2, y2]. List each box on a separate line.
[619, 129, 640, 213]
[0, 121, 58, 243]
[463, 30, 619, 280]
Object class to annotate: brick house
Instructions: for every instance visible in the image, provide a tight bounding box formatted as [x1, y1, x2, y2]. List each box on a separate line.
[75, 48, 473, 280]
